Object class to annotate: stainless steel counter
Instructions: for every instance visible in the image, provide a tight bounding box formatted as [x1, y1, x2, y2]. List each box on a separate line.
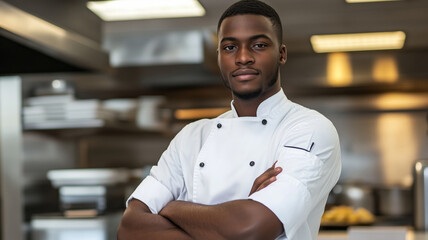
[31, 212, 122, 240]
[319, 228, 428, 240]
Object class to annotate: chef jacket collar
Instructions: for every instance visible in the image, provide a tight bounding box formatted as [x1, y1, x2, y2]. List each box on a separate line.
[230, 89, 289, 119]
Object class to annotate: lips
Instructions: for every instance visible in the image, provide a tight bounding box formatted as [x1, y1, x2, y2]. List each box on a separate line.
[231, 68, 260, 81]
[232, 68, 259, 77]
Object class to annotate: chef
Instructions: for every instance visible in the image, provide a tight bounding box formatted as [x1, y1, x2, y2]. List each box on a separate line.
[117, 0, 341, 239]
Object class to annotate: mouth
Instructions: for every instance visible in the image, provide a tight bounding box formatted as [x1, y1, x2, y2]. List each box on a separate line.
[231, 68, 260, 80]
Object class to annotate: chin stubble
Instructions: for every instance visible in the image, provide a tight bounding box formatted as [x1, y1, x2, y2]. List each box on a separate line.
[222, 66, 279, 101]
[232, 88, 263, 100]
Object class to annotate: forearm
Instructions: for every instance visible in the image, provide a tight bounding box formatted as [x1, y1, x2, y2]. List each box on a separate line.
[117, 200, 193, 240]
[160, 201, 238, 240]
[159, 200, 282, 240]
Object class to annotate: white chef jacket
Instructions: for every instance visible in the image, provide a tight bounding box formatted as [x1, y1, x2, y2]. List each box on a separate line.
[128, 89, 341, 240]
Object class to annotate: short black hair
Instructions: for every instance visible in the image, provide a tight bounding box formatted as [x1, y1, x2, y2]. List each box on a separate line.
[217, 0, 283, 43]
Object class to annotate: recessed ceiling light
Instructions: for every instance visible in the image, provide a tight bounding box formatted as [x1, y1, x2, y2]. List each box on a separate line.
[346, 0, 401, 3]
[87, 0, 205, 21]
[310, 31, 406, 53]
[327, 53, 353, 87]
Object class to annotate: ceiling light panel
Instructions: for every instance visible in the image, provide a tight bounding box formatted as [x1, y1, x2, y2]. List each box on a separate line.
[310, 31, 406, 53]
[87, 0, 205, 21]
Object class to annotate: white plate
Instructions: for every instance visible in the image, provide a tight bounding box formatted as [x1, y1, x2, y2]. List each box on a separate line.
[47, 168, 130, 187]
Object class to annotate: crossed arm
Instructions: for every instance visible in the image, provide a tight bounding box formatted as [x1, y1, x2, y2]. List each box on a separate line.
[117, 163, 283, 240]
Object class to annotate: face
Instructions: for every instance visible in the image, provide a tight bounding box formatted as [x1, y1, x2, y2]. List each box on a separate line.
[217, 14, 286, 101]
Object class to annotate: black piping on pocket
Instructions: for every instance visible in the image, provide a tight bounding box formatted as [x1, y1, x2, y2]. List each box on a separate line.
[284, 142, 315, 152]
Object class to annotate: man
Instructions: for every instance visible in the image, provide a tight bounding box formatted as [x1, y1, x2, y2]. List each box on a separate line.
[117, 0, 341, 239]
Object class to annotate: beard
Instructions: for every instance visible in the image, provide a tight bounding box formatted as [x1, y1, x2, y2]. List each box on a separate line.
[232, 88, 263, 100]
[222, 67, 279, 101]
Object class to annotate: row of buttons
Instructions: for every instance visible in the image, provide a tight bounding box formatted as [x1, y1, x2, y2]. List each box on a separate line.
[216, 119, 268, 129]
[208, 119, 265, 168]
[199, 161, 255, 168]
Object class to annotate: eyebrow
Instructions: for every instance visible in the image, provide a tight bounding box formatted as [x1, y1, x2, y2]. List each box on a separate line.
[220, 34, 272, 44]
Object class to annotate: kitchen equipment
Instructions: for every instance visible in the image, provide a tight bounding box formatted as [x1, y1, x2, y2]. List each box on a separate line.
[331, 183, 376, 213]
[33, 79, 75, 96]
[47, 168, 130, 187]
[31, 212, 122, 240]
[348, 226, 409, 240]
[375, 185, 413, 217]
[136, 96, 168, 130]
[414, 159, 428, 230]
[59, 186, 107, 213]
[102, 99, 137, 122]
[47, 168, 130, 214]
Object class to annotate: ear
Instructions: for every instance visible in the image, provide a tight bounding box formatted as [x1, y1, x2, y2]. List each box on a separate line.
[279, 44, 287, 64]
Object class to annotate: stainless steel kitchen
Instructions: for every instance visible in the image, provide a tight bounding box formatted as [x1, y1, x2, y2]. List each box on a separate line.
[1, 0, 428, 239]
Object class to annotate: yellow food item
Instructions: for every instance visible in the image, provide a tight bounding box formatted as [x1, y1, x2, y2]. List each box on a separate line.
[354, 207, 375, 223]
[321, 205, 375, 225]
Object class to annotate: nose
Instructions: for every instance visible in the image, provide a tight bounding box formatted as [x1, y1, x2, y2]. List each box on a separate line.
[235, 47, 254, 65]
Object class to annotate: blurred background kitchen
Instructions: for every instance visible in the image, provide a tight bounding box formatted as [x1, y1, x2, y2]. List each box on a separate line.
[1, 0, 428, 239]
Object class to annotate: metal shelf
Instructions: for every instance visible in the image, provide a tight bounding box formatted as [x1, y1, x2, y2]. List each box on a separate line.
[23, 119, 106, 131]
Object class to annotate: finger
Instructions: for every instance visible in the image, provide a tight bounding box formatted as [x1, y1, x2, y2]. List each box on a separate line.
[255, 166, 282, 184]
[271, 160, 278, 168]
[250, 174, 272, 195]
[249, 162, 282, 196]
[254, 168, 277, 186]
[256, 176, 277, 192]
[260, 166, 281, 183]
[250, 167, 282, 195]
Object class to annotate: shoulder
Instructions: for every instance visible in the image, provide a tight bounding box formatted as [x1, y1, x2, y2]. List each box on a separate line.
[279, 102, 339, 149]
[286, 102, 336, 133]
[170, 112, 234, 153]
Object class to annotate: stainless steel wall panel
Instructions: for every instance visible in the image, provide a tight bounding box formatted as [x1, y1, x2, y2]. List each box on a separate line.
[0, 76, 23, 240]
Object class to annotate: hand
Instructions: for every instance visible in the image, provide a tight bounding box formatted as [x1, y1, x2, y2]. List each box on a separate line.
[249, 161, 282, 196]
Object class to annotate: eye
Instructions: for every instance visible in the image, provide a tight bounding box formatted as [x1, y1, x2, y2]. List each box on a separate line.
[253, 43, 268, 49]
[223, 45, 236, 52]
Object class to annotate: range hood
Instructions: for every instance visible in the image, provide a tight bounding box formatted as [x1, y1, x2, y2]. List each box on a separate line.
[104, 28, 221, 88]
[0, 1, 109, 75]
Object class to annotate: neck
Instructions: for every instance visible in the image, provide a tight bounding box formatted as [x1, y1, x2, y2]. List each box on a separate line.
[232, 87, 281, 117]
[233, 98, 262, 117]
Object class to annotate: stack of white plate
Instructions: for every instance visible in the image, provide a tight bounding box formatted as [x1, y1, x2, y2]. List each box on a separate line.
[47, 168, 130, 187]
[23, 96, 116, 129]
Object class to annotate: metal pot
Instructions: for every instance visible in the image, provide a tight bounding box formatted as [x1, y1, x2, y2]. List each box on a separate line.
[331, 183, 376, 213]
[375, 186, 413, 217]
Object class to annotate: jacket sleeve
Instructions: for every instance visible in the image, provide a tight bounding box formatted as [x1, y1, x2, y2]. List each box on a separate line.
[249, 115, 342, 239]
[126, 126, 189, 214]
